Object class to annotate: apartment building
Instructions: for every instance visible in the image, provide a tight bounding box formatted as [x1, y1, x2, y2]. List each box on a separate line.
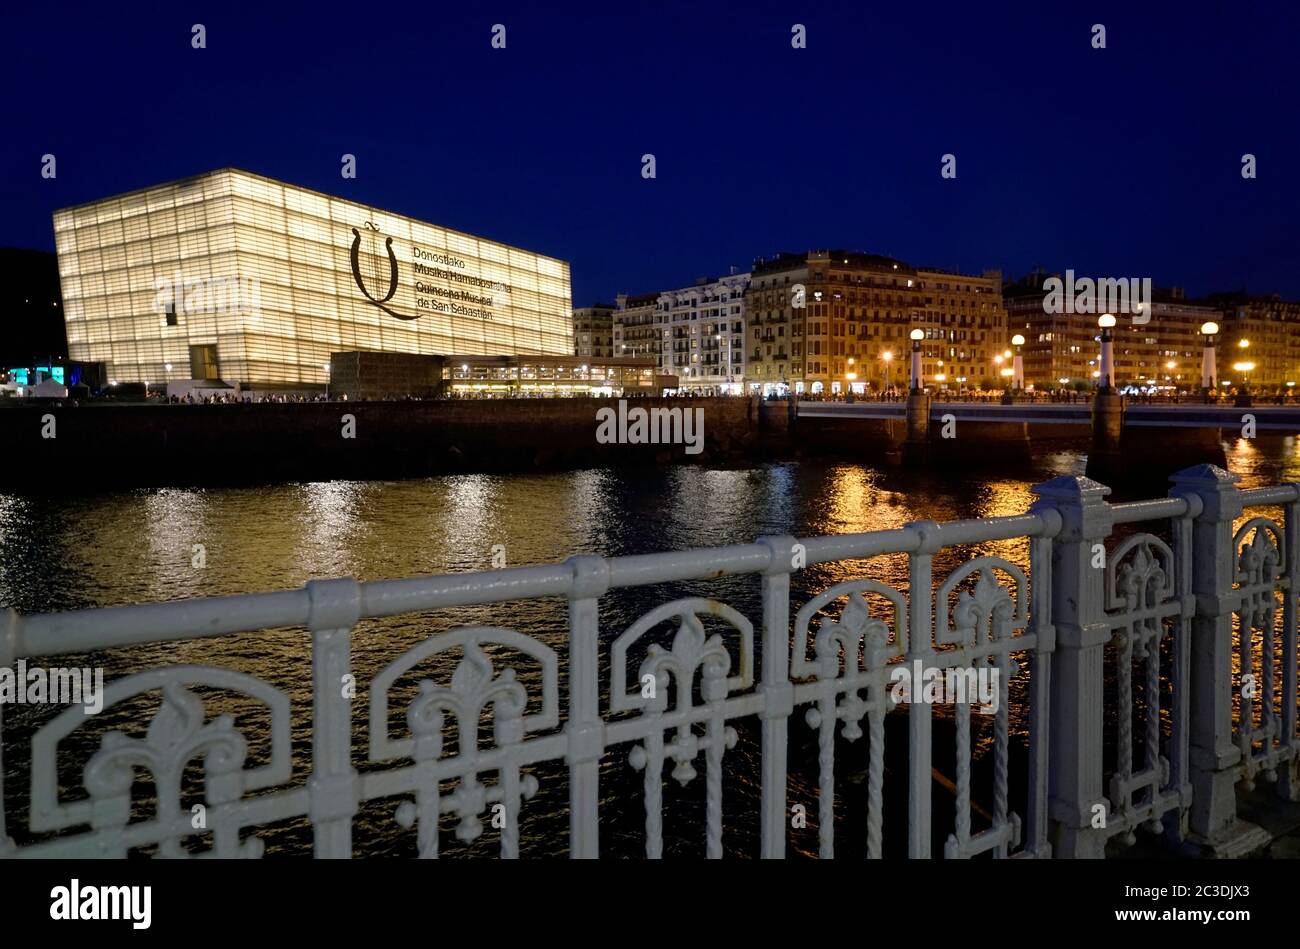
[612, 273, 749, 392]
[573, 304, 615, 359]
[611, 291, 661, 369]
[745, 250, 1006, 394]
[1007, 275, 1268, 391]
[1207, 293, 1300, 391]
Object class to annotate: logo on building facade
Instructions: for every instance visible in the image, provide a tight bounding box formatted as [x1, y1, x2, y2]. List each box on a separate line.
[350, 222, 413, 320]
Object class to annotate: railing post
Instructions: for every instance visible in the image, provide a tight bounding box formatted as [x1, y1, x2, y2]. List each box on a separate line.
[905, 523, 940, 858]
[306, 578, 363, 858]
[565, 555, 609, 858]
[1031, 475, 1112, 858]
[0, 609, 18, 857]
[1025, 527, 1060, 857]
[1281, 486, 1300, 801]
[757, 536, 796, 858]
[1169, 464, 1270, 855]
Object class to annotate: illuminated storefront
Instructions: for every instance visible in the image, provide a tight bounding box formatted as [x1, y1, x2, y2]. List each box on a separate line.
[444, 355, 661, 396]
[326, 351, 665, 400]
[54, 169, 573, 388]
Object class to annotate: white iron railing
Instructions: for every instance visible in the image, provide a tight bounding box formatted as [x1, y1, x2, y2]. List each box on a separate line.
[0, 464, 1296, 858]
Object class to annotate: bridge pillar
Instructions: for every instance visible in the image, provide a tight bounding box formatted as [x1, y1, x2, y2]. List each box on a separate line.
[1169, 464, 1271, 856]
[1032, 475, 1113, 858]
[1086, 390, 1124, 480]
[904, 390, 930, 464]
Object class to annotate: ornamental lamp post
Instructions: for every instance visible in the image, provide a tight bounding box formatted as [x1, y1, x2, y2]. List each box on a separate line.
[1199, 321, 1218, 397]
[1097, 313, 1116, 390]
[1196, 321, 1216, 387]
[909, 328, 924, 391]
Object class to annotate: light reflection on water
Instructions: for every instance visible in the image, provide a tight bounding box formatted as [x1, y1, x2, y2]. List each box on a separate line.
[2, 438, 1295, 857]
[0, 448, 1114, 615]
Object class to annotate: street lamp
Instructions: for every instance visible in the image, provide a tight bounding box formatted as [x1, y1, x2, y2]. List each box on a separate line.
[909, 328, 924, 392]
[1098, 314, 1116, 389]
[881, 350, 894, 391]
[1233, 337, 1252, 406]
[1011, 334, 1025, 390]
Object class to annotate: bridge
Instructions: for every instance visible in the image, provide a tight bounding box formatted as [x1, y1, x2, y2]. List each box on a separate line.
[788, 397, 1300, 478]
[1, 465, 1296, 858]
[796, 400, 1300, 430]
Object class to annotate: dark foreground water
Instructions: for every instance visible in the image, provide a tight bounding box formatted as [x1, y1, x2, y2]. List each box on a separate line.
[2, 436, 1296, 857]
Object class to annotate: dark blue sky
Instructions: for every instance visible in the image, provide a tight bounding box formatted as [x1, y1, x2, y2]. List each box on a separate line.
[2, 1, 1296, 304]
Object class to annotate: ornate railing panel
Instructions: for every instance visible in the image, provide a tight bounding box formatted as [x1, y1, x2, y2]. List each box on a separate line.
[1232, 511, 1298, 789]
[1100, 529, 1191, 847]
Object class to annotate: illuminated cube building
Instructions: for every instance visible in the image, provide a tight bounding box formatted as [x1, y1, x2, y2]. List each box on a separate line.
[53, 169, 574, 390]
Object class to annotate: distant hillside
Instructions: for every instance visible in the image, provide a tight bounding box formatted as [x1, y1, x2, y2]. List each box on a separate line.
[0, 248, 67, 366]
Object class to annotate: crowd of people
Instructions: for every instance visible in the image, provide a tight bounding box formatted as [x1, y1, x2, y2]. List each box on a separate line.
[780, 385, 1300, 405]
[158, 392, 339, 404]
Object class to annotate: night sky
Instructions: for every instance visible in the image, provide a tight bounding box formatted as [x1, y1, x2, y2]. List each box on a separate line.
[2, 0, 1297, 305]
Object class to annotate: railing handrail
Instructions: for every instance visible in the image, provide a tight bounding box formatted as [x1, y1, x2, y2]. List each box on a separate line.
[10, 511, 1064, 658]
